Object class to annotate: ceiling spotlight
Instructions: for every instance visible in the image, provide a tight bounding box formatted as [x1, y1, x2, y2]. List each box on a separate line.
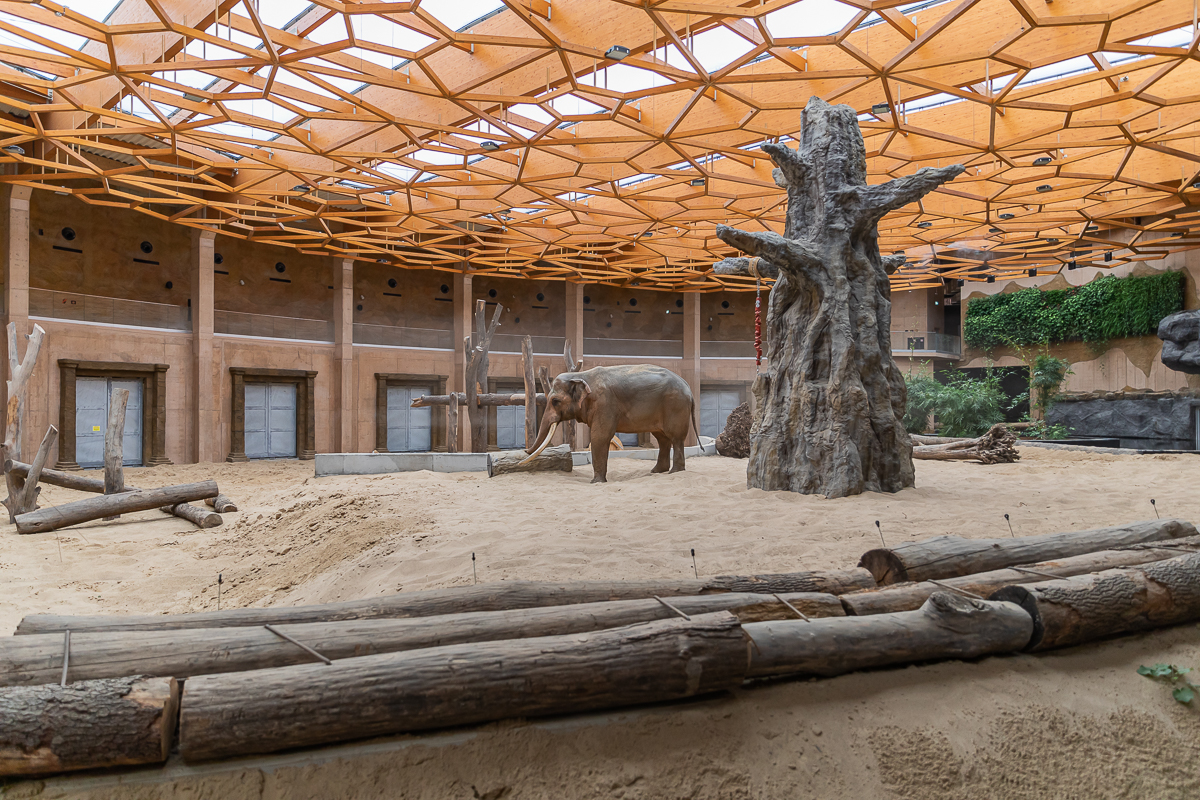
[1068, 261, 1077, 270]
[690, 178, 705, 186]
[1036, 184, 1052, 192]
[1085, 224, 1098, 231]
[481, 141, 500, 151]
[871, 103, 891, 115]
[605, 45, 630, 61]
[3, 145, 24, 155]
[1045, 238, 1059, 244]
[1028, 268, 1037, 277]
[1105, 251, 1113, 261]
[989, 227, 1002, 233]
[916, 221, 932, 228]
[987, 275, 996, 283]
[1033, 157, 1052, 166]
[640, 231, 653, 237]
[381, 189, 396, 196]
[999, 213, 1015, 219]
[1192, 180, 1200, 189]
[291, 184, 308, 192]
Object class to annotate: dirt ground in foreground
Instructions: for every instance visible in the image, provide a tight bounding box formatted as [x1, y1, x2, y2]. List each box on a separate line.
[2, 448, 1199, 799]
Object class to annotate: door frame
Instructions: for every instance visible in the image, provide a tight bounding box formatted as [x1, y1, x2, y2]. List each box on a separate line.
[56, 360, 170, 470]
[374, 373, 447, 453]
[228, 368, 316, 462]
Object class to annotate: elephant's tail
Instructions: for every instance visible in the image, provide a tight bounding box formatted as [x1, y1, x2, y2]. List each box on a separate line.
[690, 397, 705, 453]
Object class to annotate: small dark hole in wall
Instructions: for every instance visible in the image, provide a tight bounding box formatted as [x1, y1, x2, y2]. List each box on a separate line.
[606, 322, 612, 327]
[583, 295, 591, 304]
[275, 262, 286, 273]
[387, 278, 397, 288]
[536, 292, 545, 302]
[214, 253, 224, 264]
[488, 288, 497, 298]
[440, 284, 450, 294]
[356, 304, 363, 311]
[514, 317, 520, 323]
[164, 281, 173, 289]
[707, 324, 713, 331]
[629, 298, 638, 306]
[721, 300, 730, 309]
[675, 298, 683, 308]
[61, 227, 76, 241]
[139, 241, 153, 254]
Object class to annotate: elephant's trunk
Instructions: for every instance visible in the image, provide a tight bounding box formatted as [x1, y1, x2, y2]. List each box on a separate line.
[519, 421, 558, 465]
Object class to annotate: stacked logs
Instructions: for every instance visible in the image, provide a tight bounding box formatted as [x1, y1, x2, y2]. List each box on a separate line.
[911, 423, 1021, 463]
[3, 518, 1200, 776]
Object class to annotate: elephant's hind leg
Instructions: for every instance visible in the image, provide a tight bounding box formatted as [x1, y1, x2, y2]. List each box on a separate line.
[651, 431, 671, 473]
[669, 436, 687, 473]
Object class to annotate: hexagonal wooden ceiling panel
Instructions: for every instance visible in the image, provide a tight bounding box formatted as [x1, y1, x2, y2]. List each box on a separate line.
[1, 0, 1200, 290]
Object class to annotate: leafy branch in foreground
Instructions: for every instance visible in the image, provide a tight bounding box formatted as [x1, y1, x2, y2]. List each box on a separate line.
[1138, 663, 1199, 704]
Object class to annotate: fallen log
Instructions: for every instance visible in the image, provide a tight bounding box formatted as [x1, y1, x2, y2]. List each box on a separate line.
[912, 423, 1019, 463]
[841, 536, 1200, 615]
[14, 481, 220, 535]
[412, 391, 546, 408]
[160, 503, 222, 529]
[178, 612, 748, 762]
[204, 494, 238, 513]
[488, 444, 572, 476]
[1, 592, 840, 686]
[745, 592, 1033, 678]
[0, 675, 178, 777]
[858, 518, 1196, 585]
[990, 551, 1200, 651]
[16, 569, 875, 634]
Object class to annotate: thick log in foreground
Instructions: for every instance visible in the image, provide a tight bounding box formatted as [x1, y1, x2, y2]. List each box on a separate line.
[858, 518, 1195, 585]
[912, 424, 1020, 464]
[715, 97, 963, 498]
[990, 551, 1200, 652]
[204, 494, 238, 513]
[0, 675, 178, 777]
[16, 569, 875, 634]
[745, 592, 1032, 678]
[841, 536, 1200, 615]
[1, 593, 841, 687]
[14, 481, 220, 535]
[178, 612, 748, 762]
[488, 444, 572, 476]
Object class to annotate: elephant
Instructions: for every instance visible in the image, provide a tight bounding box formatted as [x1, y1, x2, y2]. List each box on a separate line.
[523, 365, 699, 483]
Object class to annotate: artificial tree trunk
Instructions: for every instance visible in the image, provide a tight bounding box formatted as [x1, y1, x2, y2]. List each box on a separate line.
[715, 97, 963, 497]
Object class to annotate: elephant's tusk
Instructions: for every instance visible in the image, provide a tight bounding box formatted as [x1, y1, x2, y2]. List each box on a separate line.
[519, 421, 558, 465]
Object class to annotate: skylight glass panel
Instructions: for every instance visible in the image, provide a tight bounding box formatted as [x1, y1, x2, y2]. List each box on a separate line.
[765, 0, 861, 38]
[0, 12, 88, 52]
[257, 1, 313, 30]
[690, 27, 756, 72]
[419, 0, 505, 32]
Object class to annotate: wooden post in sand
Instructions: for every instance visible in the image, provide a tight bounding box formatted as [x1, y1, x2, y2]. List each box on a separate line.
[446, 391, 459, 453]
[2, 322, 47, 522]
[464, 300, 502, 452]
[522, 335, 537, 448]
[102, 388, 129, 521]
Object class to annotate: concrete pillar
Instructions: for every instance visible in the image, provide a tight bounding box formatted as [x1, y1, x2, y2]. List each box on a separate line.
[333, 258, 355, 452]
[4, 185, 30, 326]
[682, 291, 701, 446]
[191, 230, 217, 463]
[565, 282, 587, 449]
[451, 271, 473, 451]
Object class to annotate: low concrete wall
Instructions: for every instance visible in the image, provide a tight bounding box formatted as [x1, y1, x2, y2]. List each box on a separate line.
[1047, 390, 1200, 441]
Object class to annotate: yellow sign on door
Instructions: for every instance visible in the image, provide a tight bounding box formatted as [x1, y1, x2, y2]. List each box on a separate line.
[92, 425, 100, 432]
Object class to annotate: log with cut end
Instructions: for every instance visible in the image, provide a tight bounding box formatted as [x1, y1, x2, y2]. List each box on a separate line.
[912, 423, 1019, 463]
[17, 569, 873, 634]
[204, 494, 238, 513]
[989, 551, 1200, 651]
[841, 536, 1200, 615]
[14, 481, 220, 535]
[488, 444, 572, 476]
[160, 503, 222, 529]
[0, 675, 178, 777]
[745, 592, 1033, 678]
[858, 518, 1196, 585]
[0, 592, 840, 686]
[178, 612, 748, 762]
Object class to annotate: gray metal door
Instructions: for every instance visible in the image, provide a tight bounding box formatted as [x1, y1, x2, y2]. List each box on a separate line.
[386, 385, 431, 452]
[245, 383, 297, 459]
[700, 389, 741, 439]
[496, 403, 526, 450]
[76, 377, 143, 469]
[616, 432, 640, 447]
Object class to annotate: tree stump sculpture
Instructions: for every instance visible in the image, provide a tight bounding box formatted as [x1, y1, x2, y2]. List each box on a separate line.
[714, 97, 963, 497]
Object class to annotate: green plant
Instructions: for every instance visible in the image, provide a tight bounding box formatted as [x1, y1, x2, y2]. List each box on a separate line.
[964, 271, 1185, 351]
[904, 366, 1010, 437]
[1019, 419, 1071, 440]
[1031, 353, 1072, 416]
[1138, 663, 1199, 704]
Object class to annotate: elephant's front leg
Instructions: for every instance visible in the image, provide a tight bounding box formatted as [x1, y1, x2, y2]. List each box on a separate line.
[589, 437, 611, 483]
[651, 431, 671, 473]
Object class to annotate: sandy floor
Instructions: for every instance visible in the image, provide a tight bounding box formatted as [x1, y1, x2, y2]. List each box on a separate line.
[3, 448, 1200, 798]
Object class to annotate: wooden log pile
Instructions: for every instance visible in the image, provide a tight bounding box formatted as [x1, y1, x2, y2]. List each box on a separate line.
[911, 423, 1020, 463]
[5, 516, 1200, 776]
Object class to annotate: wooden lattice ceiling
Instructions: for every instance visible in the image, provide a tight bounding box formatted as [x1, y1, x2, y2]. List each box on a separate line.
[1, 0, 1200, 291]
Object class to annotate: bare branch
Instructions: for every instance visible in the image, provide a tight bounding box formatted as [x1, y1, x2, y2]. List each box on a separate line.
[712, 256, 781, 280]
[716, 226, 821, 278]
[882, 255, 906, 275]
[860, 164, 965, 217]
[761, 142, 808, 189]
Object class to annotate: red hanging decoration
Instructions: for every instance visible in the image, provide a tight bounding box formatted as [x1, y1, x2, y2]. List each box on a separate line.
[754, 292, 763, 367]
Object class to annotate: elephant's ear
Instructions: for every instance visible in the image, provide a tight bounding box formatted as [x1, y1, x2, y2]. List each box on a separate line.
[567, 377, 592, 398]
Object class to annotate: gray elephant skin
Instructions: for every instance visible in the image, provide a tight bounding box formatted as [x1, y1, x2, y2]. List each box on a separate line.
[524, 365, 699, 483]
[1159, 310, 1200, 375]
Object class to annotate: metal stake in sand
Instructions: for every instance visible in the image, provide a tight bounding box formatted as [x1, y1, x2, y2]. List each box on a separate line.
[1151, 499, 1160, 519]
[217, 573, 223, 611]
[691, 548, 698, 579]
[1005, 513, 1015, 538]
[875, 520, 886, 547]
[472, 552, 477, 585]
